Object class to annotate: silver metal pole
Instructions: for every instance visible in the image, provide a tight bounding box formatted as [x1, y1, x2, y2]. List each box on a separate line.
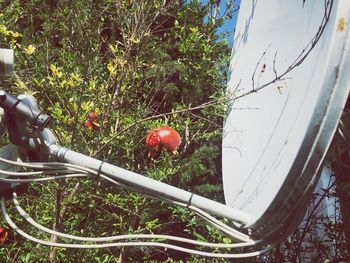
[0, 48, 14, 76]
[48, 144, 255, 226]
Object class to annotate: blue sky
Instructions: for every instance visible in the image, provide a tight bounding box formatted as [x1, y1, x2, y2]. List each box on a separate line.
[199, 0, 241, 45]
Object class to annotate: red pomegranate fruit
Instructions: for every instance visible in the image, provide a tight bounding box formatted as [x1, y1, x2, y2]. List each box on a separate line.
[0, 226, 8, 244]
[85, 111, 100, 129]
[146, 126, 181, 154]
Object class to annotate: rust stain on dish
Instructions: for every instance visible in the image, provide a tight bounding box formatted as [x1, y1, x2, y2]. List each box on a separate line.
[337, 18, 345, 32]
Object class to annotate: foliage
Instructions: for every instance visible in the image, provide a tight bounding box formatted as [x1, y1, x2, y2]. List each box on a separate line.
[3, 1, 347, 262]
[0, 0, 237, 261]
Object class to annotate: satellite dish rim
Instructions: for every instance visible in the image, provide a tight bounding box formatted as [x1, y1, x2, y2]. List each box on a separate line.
[222, 0, 350, 239]
[251, 26, 350, 238]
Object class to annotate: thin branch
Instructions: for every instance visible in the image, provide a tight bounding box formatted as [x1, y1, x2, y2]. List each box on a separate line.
[94, 0, 333, 157]
[272, 51, 278, 79]
[190, 112, 222, 129]
[293, 179, 337, 261]
[251, 43, 271, 90]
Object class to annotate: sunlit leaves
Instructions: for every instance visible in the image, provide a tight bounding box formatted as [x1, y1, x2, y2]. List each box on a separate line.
[49, 64, 63, 79]
[24, 44, 36, 55]
[0, 0, 235, 261]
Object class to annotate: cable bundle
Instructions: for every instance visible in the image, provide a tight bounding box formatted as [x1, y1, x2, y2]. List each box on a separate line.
[0, 156, 270, 258]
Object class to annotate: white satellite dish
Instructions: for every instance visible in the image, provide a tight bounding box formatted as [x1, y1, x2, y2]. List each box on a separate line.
[223, 0, 350, 240]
